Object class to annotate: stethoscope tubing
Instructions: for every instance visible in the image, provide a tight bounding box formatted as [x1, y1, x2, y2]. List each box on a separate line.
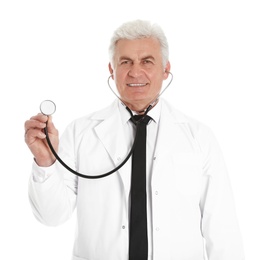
[43, 72, 173, 179]
[44, 106, 150, 179]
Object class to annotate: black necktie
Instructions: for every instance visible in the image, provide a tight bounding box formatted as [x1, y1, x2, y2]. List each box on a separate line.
[129, 115, 151, 260]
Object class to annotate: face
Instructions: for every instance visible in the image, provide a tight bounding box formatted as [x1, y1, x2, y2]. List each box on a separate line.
[109, 37, 170, 112]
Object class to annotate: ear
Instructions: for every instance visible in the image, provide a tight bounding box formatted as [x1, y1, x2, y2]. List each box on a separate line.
[108, 63, 114, 79]
[163, 61, 171, 79]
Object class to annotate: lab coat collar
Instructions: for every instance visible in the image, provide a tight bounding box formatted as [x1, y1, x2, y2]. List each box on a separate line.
[91, 98, 189, 169]
[90, 98, 187, 124]
[91, 98, 189, 196]
[118, 99, 161, 125]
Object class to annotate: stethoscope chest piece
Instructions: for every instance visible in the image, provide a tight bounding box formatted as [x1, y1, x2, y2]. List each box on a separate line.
[40, 100, 56, 116]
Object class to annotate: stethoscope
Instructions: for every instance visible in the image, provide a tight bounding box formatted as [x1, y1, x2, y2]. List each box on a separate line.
[40, 72, 173, 179]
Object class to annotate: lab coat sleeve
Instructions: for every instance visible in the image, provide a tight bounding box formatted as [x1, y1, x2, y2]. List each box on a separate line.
[28, 120, 79, 226]
[28, 157, 77, 226]
[198, 126, 245, 259]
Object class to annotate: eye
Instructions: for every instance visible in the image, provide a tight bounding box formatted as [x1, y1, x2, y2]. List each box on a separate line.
[120, 60, 131, 65]
[143, 59, 153, 64]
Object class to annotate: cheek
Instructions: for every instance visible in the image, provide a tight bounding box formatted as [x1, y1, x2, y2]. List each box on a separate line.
[114, 70, 127, 85]
[150, 73, 164, 86]
[114, 74, 126, 94]
[115, 67, 124, 79]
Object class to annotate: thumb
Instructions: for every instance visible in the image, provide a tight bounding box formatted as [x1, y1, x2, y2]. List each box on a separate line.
[46, 116, 58, 135]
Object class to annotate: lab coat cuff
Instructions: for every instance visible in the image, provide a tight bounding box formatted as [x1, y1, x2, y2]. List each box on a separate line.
[31, 159, 56, 183]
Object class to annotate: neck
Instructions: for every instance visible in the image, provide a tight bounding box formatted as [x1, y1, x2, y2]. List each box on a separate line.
[124, 99, 159, 115]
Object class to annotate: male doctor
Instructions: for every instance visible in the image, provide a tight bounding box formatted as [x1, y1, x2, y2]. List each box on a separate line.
[25, 20, 244, 259]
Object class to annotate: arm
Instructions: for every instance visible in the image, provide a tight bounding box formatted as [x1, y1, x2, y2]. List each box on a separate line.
[25, 114, 77, 226]
[199, 127, 245, 259]
[28, 161, 77, 226]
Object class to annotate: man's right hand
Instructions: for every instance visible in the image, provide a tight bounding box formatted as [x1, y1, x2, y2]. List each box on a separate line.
[24, 113, 59, 167]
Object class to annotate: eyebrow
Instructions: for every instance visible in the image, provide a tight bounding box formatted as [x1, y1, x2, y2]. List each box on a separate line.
[142, 55, 155, 60]
[118, 55, 156, 62]
[118, 56, 132, 61]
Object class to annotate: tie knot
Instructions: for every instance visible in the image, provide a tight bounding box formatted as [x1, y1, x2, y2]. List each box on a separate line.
[132, 115, 152, 125]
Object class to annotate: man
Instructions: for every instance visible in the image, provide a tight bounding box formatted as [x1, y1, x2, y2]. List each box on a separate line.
[25, 20, 244, 259]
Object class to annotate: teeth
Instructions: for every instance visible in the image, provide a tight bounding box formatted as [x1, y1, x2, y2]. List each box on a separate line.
[128, 83, 146, 87]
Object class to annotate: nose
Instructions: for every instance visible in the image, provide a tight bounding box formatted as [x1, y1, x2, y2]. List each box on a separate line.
[128, 64, 144, 77]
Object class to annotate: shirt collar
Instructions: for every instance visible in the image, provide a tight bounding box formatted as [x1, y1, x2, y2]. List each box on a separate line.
[118, 99, 161, 125]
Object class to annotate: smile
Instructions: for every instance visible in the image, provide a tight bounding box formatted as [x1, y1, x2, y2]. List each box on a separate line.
[127, 83, 148, 87]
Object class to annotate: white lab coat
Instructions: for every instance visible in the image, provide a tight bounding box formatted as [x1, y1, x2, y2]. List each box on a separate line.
[28, 99, 244, 260]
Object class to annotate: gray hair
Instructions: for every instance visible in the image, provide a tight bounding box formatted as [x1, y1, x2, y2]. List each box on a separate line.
[109, 20, 169, 67]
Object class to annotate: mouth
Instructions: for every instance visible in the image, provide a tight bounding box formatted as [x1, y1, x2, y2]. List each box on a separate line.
[127, 83, 148, 87]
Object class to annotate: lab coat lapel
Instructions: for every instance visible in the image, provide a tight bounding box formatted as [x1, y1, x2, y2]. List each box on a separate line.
[153, 100, 190, 171]
[93, 101, 131, 196]
[155, 101, 181, 156]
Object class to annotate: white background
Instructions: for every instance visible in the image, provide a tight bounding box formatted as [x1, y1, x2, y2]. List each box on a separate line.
[0, 0, 263, 259]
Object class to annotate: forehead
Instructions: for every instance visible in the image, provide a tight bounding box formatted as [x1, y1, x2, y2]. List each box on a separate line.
[114, 37, 162, 59]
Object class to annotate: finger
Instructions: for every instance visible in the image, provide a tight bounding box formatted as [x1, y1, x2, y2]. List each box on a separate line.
[46, 116, 58, 135]
[24, 119, 47, 133]
[30, 114, 48, 123]
[25, 128, 46, 143]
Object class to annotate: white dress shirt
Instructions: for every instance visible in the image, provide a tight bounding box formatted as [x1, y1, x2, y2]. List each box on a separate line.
[119, 100, 161, 258]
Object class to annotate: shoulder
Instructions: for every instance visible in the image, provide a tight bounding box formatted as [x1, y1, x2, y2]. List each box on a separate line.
[64, 100, 119, 135]
[161, 99, 209, 129]
[161, 99, 218, 149]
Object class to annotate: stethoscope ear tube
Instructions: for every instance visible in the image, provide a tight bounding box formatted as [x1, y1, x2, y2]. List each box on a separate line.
[44, 118, 141, 179]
